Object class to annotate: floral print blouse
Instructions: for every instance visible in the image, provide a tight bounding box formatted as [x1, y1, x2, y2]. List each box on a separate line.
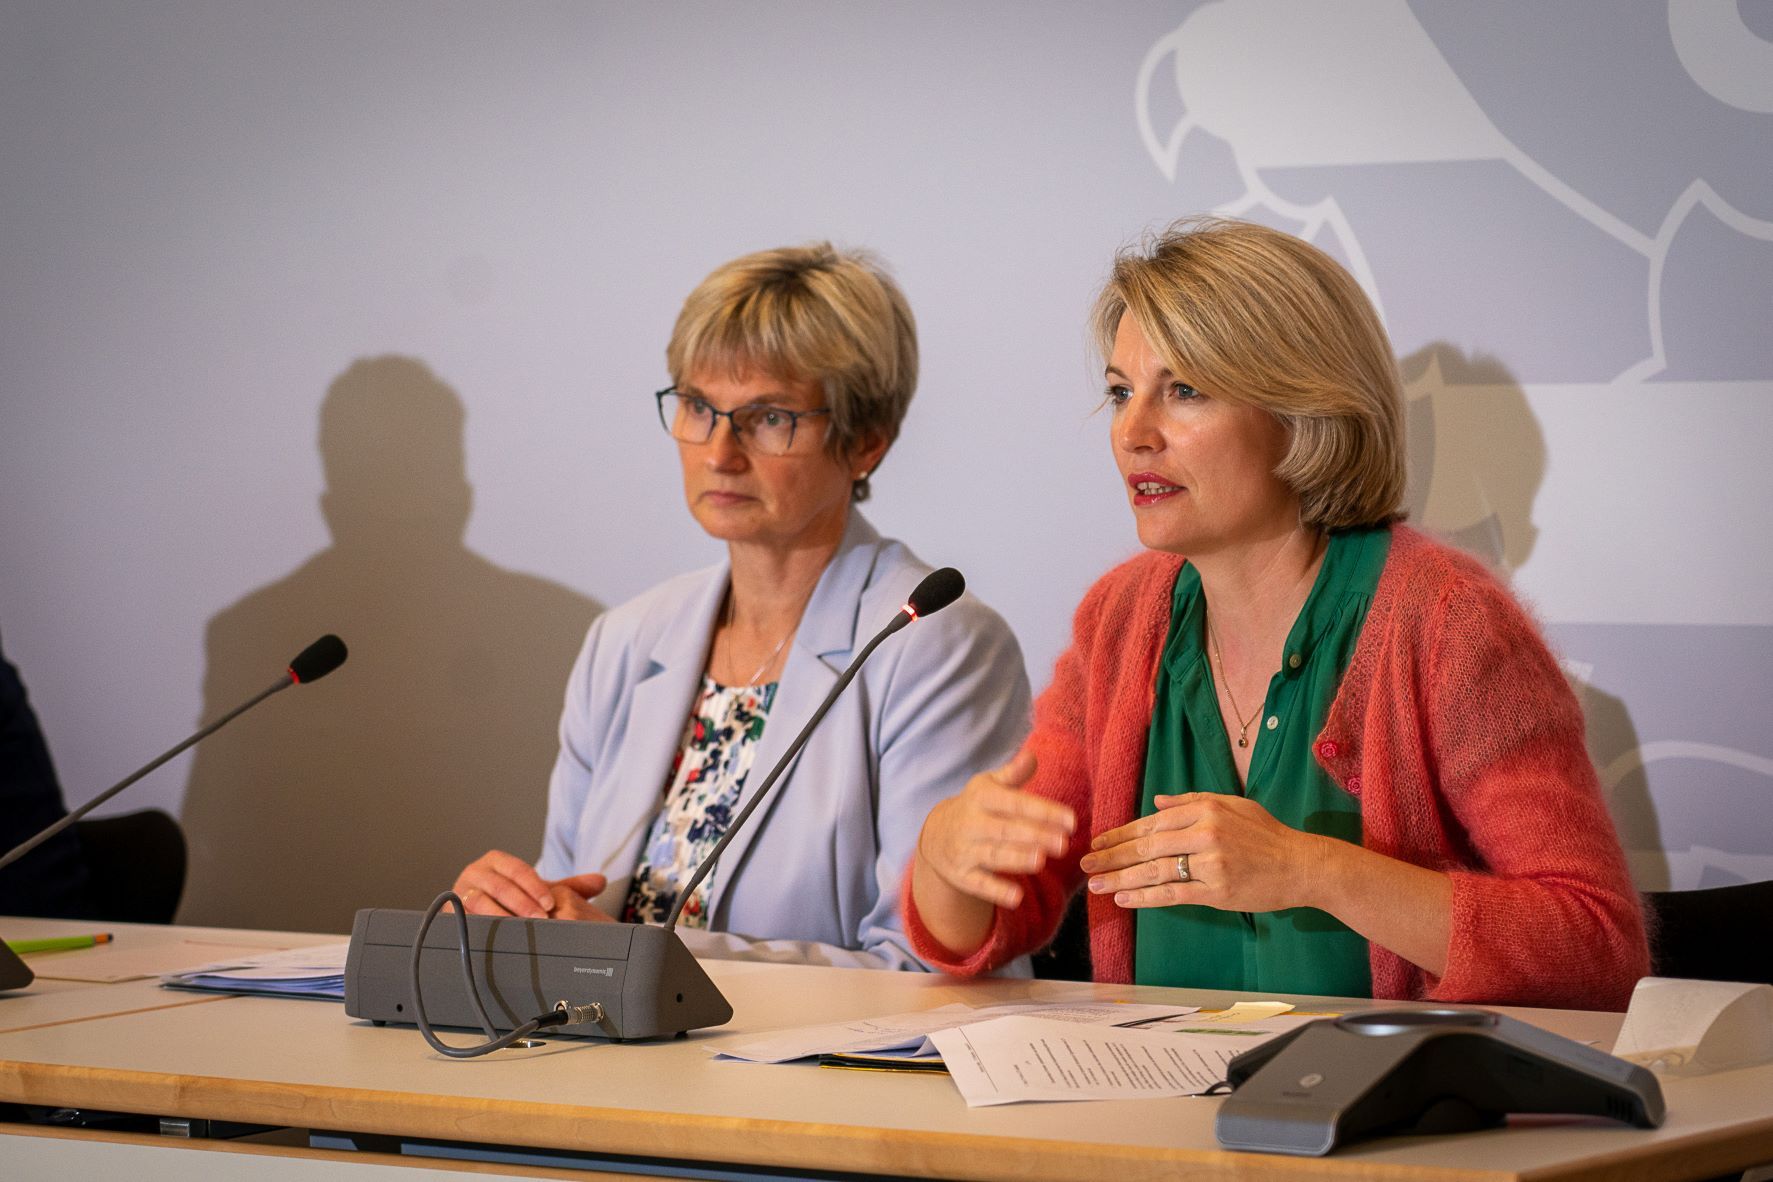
[622, 675, 777, 926]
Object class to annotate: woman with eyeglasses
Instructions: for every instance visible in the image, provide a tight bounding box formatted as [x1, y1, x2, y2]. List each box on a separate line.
[903, 219, 1647, 1008]
[452, 243, 1030, 969]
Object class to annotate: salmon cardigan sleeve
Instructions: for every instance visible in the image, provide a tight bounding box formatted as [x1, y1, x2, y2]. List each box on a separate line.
[903, 525, 1649, 1011]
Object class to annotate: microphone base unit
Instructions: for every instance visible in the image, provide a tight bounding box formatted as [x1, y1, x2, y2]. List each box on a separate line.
[0, 942, 33, 992]
[344, 908, 733, 1042]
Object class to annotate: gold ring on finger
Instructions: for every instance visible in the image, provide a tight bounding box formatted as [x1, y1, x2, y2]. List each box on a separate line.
[1174, 853, 1191, 883]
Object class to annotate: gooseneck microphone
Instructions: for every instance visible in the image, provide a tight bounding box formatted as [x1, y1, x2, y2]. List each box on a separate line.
[353, 570, 965, 1048]
[0, 635, 348, 874]
[663, 566, 966, 928]
[287, 634, 348, 684]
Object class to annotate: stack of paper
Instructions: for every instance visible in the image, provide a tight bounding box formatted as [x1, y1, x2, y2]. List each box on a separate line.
[160, 942, 349, 1001]
[931, 1005, 1329, 1106]
[715, 996, 1329, 1106]
[712, 1000, 1200, 1066]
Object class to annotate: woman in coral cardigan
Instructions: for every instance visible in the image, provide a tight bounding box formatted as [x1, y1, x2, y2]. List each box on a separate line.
[905, 218, 1648, 1009]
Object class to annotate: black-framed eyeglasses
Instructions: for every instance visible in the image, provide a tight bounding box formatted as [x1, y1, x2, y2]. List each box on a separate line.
[654, 388, 831, 456]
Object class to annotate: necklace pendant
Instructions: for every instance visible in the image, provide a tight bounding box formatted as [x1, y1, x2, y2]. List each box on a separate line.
[1237, 736, 1248, 748]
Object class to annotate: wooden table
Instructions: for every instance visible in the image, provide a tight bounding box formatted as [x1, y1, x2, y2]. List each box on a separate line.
[3, 917, 1771, 1181]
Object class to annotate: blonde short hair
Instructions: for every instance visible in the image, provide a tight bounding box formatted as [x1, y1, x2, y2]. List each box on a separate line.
[1091, 218, 1405, 530]
[667, 243, 917, 502]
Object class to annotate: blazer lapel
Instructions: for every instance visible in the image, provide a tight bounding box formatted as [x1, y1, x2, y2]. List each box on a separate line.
[592, 566, 727, 907]
[701, 513, 881, 923]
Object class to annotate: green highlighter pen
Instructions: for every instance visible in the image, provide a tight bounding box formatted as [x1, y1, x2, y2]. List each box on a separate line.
[4, 933, 114, 954]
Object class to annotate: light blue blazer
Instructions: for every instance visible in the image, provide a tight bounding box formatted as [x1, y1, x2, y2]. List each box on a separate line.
[536, 512, 1031, 970]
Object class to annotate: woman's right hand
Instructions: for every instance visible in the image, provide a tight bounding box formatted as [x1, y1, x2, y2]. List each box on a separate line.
[915, 750, 1077, 910]
[452, 850, 608, 920]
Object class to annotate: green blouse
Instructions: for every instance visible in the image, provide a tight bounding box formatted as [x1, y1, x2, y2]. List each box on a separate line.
[1133, 526, 1390, 996]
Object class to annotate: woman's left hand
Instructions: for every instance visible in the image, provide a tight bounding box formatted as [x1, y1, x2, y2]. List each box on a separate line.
[1079, 792, 1326, 914]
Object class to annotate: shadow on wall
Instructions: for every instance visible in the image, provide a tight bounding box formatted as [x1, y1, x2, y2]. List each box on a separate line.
[1398, 343, 1542, 571]
[177, 357, 601, 933]
[1397, 343, 1658, 886]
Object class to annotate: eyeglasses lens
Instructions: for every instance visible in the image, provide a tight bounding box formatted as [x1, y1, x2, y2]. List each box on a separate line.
[661, 393, 796, 456]
[735, 407, 794, 455]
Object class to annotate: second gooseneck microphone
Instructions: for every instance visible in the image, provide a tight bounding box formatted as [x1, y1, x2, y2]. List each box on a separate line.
[0, 635, 348, 875]
[662, 567, 966, 928]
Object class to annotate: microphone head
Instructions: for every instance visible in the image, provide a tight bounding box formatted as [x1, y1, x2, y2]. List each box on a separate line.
[905, 568, 965, 620]
[288, 634, 348, 684]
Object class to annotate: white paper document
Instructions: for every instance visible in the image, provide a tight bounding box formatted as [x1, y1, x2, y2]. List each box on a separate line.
[160, 941, 349, 1000]
[930, 1011, 1322, 1106]
[712, 1000, 1199, 1064]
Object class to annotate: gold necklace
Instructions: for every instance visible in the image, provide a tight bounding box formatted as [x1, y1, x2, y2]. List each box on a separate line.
[1206, 620, 1262, 749]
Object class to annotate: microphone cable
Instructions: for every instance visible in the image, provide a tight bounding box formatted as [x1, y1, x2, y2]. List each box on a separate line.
[407, 890, 606, 1058]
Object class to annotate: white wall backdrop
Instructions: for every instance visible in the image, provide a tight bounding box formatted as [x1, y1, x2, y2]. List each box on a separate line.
[2, 0, 1768, 932]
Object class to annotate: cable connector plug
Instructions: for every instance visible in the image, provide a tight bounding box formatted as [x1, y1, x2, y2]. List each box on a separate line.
[551, 1000, 606, 1028]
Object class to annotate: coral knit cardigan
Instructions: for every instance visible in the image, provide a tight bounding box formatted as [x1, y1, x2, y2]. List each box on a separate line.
[904, 526, 1649, 1011]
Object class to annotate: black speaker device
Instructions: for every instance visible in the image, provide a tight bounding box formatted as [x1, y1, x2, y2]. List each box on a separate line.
[1214, 1008, 1665, 1156]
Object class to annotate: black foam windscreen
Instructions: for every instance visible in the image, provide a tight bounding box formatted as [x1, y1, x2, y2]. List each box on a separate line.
[906, 567, 965, 618]
[288, 634, 349, 684]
